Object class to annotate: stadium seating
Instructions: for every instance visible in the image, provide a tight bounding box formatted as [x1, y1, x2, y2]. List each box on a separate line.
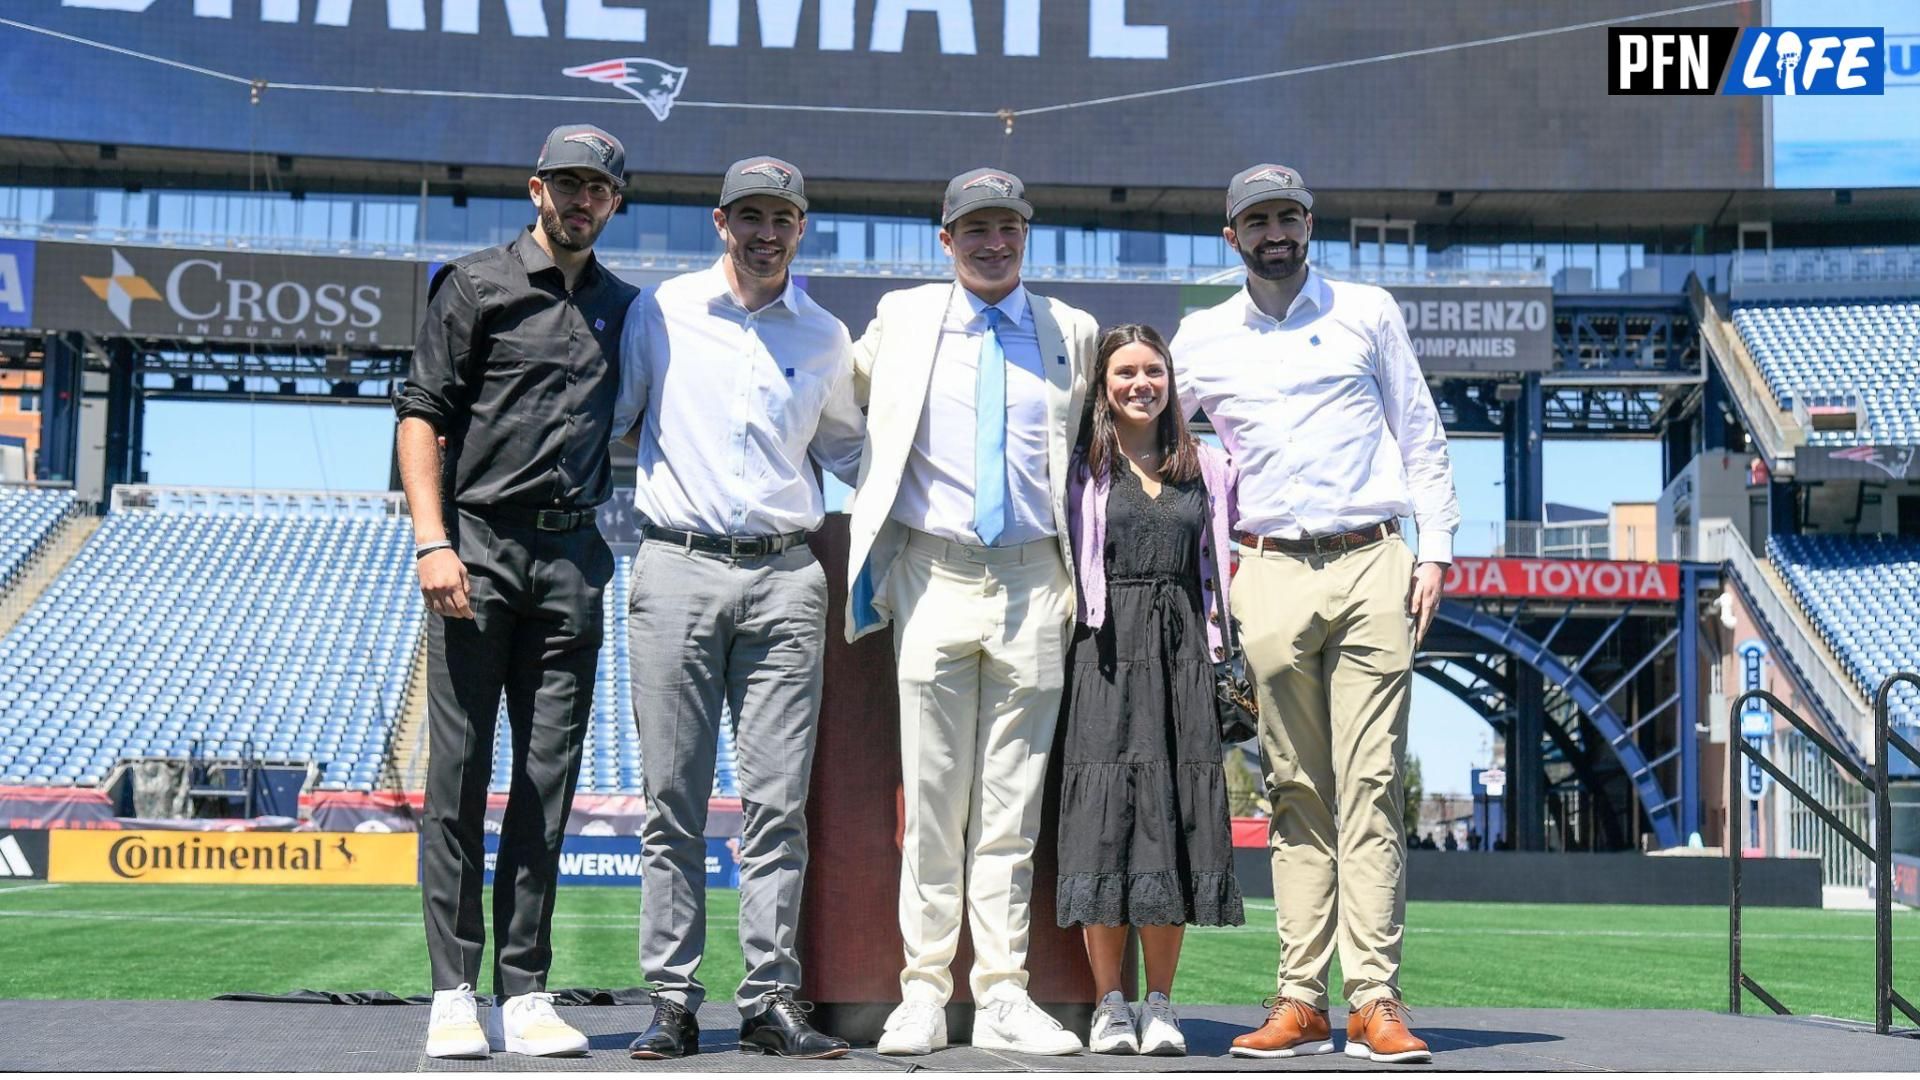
[1768, 534, 1920, 729]
[484, 553, 739, 796]
[0, 487, 80, 594]
[0, 505, 420, 790]
[1731, 300, 1920, 446]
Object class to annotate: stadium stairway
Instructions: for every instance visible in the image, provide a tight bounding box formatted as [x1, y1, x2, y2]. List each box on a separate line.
[0, 509, 99, 640]
[391, 637, 431, 792]
[1690, 278, 1806, 465]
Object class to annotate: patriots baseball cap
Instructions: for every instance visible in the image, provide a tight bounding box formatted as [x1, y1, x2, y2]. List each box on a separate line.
[534, 124, 626, 186]
[719, 156, 808, 212]
[941, 167, 1032, 226]
[1225, 163, 1313, 222]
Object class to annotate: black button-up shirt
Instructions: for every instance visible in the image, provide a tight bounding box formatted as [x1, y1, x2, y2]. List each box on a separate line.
[395, 227, 638, 511]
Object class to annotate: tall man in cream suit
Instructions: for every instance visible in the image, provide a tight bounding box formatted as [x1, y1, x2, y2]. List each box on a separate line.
[843, 169, 1096, 1057]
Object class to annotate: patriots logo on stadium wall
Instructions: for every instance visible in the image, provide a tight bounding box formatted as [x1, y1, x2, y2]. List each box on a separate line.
[1247, 167, 1297, 188]
[963, 173, 1016, 197]
[1831, 445, 1918, 480]
[562, 58, 690, 122]
[740, 160, 794, 187]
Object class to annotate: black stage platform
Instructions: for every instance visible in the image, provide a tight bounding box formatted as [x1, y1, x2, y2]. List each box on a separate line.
[1, 1000, 1915, 1072]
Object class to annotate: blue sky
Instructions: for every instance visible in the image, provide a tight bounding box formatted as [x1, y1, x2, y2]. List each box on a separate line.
[1770, 0, 1920, 187]
[141, 399, 1664, 797]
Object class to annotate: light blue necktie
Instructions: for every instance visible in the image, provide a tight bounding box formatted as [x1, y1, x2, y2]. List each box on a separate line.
[973, 305, 1007, 546]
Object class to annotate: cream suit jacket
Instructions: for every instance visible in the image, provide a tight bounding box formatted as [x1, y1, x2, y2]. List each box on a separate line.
[843, 280, 1098, 641]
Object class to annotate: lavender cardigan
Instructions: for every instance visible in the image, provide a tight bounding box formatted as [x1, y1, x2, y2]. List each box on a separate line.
[1066, 442, 1238, 660]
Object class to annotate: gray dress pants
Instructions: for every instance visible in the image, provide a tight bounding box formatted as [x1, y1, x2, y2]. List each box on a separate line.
[420, 508, 612, 997]
[629, 538, 827, 1015]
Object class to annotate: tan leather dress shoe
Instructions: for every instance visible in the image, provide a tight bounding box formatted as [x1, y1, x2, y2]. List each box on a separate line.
[1228, 996, 1336, 1058]
[1345, 998, 1432, 1063]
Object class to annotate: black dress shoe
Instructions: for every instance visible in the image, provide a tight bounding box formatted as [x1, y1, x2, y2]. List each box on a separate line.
[738, 991, 849, 1059]
[629, 998, 699, 1060]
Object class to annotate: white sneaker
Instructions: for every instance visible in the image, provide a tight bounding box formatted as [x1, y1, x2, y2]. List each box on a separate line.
[972, 984, 1083, 1056]
[1139, 991, 1187, 1056]
[1087, 990, 1139, 1054]
[425, 984, 490, 1059]
[876, 1000, 948, 1056]
[489, 991, 588, 1056]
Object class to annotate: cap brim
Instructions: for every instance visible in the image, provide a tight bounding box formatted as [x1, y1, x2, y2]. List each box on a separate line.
[540, 163, 626, 187]
[1227, 189, 1313, 222]
[721, 188, 809, 212]
[942, 197, 1034, 226]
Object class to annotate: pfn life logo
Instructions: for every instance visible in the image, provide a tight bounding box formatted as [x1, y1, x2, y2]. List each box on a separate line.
[1610, 27, 1884, 95]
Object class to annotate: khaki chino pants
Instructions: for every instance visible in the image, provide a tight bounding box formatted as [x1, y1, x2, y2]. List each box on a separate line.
[1231, 535, 1415, 1010]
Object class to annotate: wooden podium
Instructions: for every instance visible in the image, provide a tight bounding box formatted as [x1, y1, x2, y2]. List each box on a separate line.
[798, 516, 1130, 1043]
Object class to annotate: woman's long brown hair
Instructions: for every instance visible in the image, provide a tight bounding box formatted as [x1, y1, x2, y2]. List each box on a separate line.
[1083, 323, 1201, 486]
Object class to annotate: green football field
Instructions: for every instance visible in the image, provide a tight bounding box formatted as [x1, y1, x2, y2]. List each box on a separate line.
[0, 882, 1912, 1023]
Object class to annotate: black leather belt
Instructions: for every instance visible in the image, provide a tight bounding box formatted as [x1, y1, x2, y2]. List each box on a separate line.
[1234, 519, 1398, 557]
[642, 523, 807, 558]
[464, 504, 598, 532]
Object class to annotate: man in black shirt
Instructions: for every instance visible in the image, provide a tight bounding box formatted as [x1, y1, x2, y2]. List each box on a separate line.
[394, 123, 639, 1060]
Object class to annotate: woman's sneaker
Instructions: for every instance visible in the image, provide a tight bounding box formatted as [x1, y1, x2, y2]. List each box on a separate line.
[1139, 992, 1187, 1056]
[1087, 991, 1139, 1054]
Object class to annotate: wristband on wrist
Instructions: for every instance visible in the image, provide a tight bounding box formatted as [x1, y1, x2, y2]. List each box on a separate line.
[415, 540, 454, 560]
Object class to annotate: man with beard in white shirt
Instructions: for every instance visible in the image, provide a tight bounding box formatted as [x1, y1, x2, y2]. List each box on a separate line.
[1171, 164, 1458, 1065]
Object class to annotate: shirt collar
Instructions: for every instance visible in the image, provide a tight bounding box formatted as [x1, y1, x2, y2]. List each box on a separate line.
[703, 257, 801, 316]
[1239, 266, 1328, 327]
[511, 226, 603, 287]
[955, 281, 1030, 328]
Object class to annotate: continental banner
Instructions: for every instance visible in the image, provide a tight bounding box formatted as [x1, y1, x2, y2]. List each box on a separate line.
[48, 830, 417, 885]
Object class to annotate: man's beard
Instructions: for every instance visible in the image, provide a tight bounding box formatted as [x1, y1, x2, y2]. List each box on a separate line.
[1236, 238, 1307, 282]
[539, 199, 602, 252]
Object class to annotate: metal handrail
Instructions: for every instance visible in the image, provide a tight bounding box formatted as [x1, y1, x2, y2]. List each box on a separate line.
[1728, 690, 1879, 1024]
[1873, 672, 1920, 1034]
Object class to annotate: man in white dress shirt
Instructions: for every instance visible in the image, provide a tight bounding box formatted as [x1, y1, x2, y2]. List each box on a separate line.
[1171, 165, 1458, 1065]
[842, 168, 1096, 1057]
[615, 156, 862, 1062]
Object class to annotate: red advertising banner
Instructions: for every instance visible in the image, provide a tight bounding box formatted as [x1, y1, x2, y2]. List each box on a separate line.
[1443, 558, 1681, 602]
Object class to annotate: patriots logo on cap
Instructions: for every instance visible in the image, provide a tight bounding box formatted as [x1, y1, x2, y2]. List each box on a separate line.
[963, 173, 1017, 198]
[562, 131, 616, 166]
[739, 160, 794, 188]
[562, 57, 690, 122]
[1246, 166, 1298, 188]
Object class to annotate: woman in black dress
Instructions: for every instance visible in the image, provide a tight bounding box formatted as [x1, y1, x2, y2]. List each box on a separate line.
[1057, 324, 1243, 1056]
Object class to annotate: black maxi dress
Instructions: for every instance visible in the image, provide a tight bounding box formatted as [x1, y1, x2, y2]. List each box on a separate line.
[1054, 464, 1244, 928]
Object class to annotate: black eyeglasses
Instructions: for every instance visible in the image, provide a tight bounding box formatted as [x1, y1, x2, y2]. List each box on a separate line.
[543, 174, 617, 202]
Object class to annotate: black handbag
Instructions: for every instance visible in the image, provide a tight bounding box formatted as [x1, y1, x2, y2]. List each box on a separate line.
[1214, 610, 1259, 745]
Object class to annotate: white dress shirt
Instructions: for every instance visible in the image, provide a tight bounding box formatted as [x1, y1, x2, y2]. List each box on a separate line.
[1171, 269, 1461, 564]
[889, 283, 1056, 546]
[613, 260, 865, 536]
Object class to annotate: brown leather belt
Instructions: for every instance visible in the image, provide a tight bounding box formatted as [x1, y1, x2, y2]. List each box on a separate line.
[1234, 520, 1398, 557]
